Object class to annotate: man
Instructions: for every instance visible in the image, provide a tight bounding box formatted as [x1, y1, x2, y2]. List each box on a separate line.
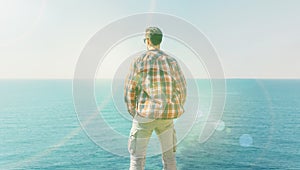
[124, 27, 187, 170]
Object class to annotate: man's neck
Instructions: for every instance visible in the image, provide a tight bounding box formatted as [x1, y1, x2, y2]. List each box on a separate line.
[147, 45, 160, 51]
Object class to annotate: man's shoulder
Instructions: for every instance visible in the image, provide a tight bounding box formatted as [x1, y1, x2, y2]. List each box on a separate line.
[153, 50, 178, 63]
[160, 51, 179, 67]
[158, 50, 178, 62]
[134, 51, 149, 63]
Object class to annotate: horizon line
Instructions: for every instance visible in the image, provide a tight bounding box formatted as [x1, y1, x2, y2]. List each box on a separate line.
[0, 78, 299, 80]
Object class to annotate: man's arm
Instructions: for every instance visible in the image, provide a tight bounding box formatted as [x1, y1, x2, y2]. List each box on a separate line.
[173, 61, 187, 105]
[124, 60, 140, 117]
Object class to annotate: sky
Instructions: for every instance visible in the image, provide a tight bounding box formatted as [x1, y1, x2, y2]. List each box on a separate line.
[0, 0, 299, 79]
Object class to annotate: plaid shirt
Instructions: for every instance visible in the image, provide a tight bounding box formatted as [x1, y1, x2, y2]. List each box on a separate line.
[124, 49, 186, 119]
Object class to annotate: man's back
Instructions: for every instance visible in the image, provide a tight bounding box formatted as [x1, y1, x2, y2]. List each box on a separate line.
[125, 49, 186, 119]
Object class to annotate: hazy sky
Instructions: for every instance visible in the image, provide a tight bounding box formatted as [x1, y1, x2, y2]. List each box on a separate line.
[0, 0, 299, 79]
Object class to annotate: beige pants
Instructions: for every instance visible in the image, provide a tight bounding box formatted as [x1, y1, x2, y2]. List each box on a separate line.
[128, 115, 177, 170]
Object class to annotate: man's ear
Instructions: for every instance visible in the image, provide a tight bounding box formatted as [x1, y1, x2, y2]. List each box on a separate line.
[146, 38, 150, 45]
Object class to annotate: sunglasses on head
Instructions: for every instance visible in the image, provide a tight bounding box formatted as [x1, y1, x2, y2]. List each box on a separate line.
[143, 38, 149, 43]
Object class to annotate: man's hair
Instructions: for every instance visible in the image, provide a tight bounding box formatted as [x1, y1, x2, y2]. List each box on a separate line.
[145, 27, 163, 45]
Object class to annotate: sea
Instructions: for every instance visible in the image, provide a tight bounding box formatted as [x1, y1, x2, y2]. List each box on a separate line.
[0, 79, 299, 170]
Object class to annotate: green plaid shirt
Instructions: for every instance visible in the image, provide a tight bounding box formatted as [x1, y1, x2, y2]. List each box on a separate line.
[124, 49, 186, 119]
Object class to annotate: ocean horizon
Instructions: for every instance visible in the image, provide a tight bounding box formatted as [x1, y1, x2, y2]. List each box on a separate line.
[1, 79, 299, 169]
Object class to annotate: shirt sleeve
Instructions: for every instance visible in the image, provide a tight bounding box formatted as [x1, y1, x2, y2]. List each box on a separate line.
[173, 61, 187, 105]
[124, 59, 140, 117]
